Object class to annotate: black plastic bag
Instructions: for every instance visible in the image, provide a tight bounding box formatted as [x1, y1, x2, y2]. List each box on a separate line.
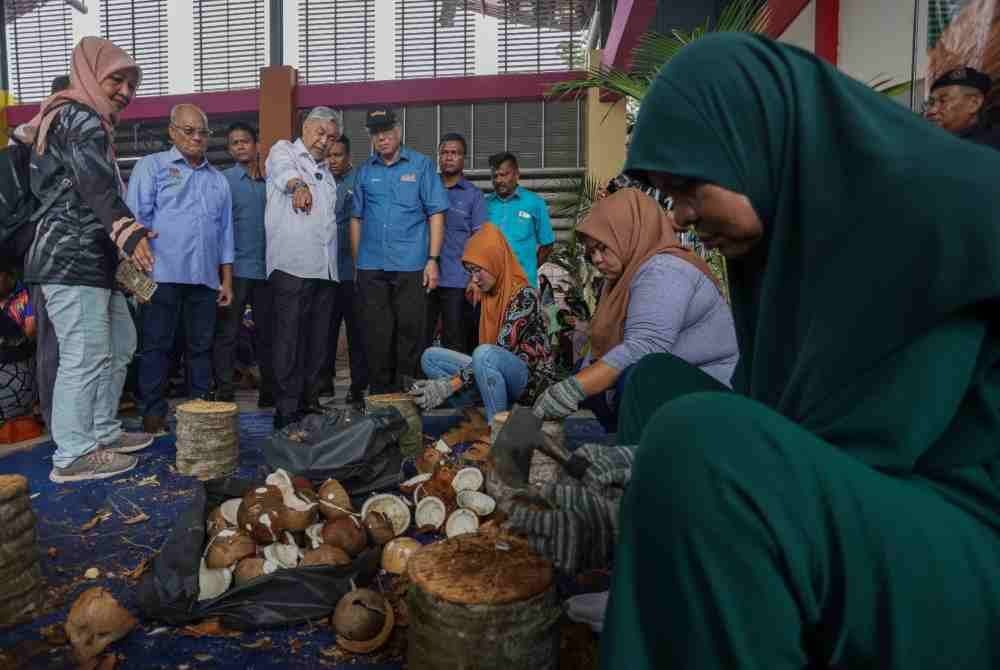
[136, 478, 379, 629]
[262, 408, 407, 496]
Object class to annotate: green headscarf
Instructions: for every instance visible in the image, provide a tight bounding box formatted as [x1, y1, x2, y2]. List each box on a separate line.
[627, 33, 1000, 488]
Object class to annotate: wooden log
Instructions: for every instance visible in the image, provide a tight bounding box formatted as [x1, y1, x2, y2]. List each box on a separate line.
[365, 393, 423, 457]
[175, 400, 239, 480]
[407, 534, 560, 670]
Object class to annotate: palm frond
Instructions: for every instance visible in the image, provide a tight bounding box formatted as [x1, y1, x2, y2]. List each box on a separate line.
[547, 65, 649, 101]
[866, 74, 913, 98]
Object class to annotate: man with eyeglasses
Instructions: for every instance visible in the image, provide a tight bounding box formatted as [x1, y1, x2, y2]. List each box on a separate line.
[126, 103, 234, 436]
[925, 67, 1000, 150]
[351, 108, 450, 394]
[264, 106, 341, 428]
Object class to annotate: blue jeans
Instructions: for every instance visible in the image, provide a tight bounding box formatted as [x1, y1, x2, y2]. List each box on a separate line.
[139, 283, 217, 418]
[421, 344, 530, 423]
[43, 285, 136, 467]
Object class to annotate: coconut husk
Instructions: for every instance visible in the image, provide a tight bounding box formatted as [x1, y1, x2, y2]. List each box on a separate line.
[0, 525, 37, 569]
[0, 474, 28, 503]
[407, 534, 552, 606]
[175, 400, 239, 480]
[337, 599, 395, 654]
[0, 494, 31, 526]
[65, 588, 136, 662]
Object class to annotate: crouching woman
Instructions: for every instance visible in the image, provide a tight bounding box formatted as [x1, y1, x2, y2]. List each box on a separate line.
[411, 223, 555, 422]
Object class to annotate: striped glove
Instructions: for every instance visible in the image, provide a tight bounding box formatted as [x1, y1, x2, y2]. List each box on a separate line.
[532, 376, 586, 421]
[409, 377, 455, 411]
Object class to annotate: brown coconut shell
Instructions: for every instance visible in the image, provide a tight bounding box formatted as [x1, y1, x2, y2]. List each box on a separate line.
[332, 588, 388, 641]
[301, 544, 351, 567]
[380, 537, 422, 575]
[322, 516, 367, 556]
[205, 506, 233, 538]
[276, 492, 319, 531]
[414, 447, 442, 474]
[65, 587, 137, 662]
[317, 479, 353, 521]
[336, 597, 395, 654]
[205, 532, 257, 569]
[0, 474, 28, 503]
[363, 511, 395, 546]
[233, 557, 268, 586]
[237, 486, 285, 544]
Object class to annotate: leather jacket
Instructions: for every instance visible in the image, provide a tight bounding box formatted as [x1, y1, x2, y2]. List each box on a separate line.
[25, 102, 145, 288]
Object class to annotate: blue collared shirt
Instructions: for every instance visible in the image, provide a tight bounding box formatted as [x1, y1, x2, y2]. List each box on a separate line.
[351, 146, 450, 272]
[485, 186, 555, 288]
[335, 167, 357, 281]
[126, 146, 234, 289]
[222, 164, 266, 280]
[439, 176, 488, 288]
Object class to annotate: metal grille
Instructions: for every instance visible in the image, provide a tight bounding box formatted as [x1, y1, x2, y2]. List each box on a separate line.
[4, 0, 73, 103]
[396, 0, 475, 79]
[101, 0, 168, 96]
[299, 0, 376, 84]
[496, 0, 587, 73]
[194, 0, 266, 92]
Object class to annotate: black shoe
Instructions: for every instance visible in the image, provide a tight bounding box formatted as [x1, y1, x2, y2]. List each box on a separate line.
[345, 389, 365, 407]
[258, 391, 275, 409]
[301, 401, 325, 415]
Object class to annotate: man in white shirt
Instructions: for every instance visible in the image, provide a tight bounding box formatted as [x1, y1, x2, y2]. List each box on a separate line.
[264, 106, 340, 428]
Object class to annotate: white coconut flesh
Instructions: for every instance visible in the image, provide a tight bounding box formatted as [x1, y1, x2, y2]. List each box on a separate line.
[266, 469, 317, 512]
[263, 541, 301, 569]
[457, 490, 496, 517]
[445, 509, 479, 538]
[400, 473, 431, 490]
[198, 559, 233, 601]
[219, 498, 243, 526]
[360, 495, 411, 536]
[414, 496, 446, 530]
[451, 467, 484, 493]
[203, 528, 237, 556]
[305, 522, 325, 549]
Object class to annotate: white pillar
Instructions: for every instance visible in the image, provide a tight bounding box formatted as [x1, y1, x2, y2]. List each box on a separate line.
[167, 0, 195, 94]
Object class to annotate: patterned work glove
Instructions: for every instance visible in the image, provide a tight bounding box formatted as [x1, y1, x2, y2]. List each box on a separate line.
[409, 378, 456, 411]
[533, 376, 586, 420]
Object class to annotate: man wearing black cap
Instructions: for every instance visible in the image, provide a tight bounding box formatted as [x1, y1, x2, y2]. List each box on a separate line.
[925, 66, 1000, 150]
[351, 108, 450, 393]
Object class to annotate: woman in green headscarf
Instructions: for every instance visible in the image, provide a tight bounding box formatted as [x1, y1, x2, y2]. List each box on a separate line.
[602, 33, 1000, 669]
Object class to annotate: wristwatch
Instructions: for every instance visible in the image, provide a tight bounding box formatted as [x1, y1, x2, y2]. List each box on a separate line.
[288, 179, 308, 194]
[428, 256, 440, 264]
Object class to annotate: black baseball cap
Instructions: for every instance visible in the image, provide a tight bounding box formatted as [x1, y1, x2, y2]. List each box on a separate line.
[931, 67, 992, 94]
[365, 108, 397, 132]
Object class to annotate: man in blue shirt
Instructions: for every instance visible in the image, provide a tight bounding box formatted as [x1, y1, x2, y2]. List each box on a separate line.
[213, 122, 274, 406]
[351, 108, 450, 393]
[485, 152, 555, 288]
[427, 133, 487, 353]
[325, 134, 367, 406]
[126, 104, 234, 435]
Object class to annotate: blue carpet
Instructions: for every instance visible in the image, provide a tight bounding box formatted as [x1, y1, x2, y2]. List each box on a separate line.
[0, 411, 607, 668]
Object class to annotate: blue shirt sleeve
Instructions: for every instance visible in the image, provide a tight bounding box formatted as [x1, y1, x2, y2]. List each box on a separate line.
[535, 194, 555, 246]
[351, 165, 366, 220]
[469, 188, 488, 234]
[218, 176, 235, 266]
[125, 155, 158, 229]
[420, 159, 451, 217]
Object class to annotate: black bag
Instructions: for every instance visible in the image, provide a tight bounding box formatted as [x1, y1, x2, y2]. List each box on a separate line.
[0, 140, 73, 258]
[262, 407, 407, 497]
[136, 478, 379, 629]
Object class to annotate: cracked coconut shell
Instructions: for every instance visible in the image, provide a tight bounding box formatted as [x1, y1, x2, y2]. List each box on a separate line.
[237, 485, 285, 544]
[301, 544, 351, 567]
[321, 516, 367, 556]
[317, 479, 353, 521]
[205, 531, 257, 569]
[65, 587, 137, 662]
[332, 588, 387, 642]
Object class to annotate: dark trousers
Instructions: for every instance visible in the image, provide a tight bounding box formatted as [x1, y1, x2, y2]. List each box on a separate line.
[30, 284, 57, 428]
[212, 277, 274, 398]
[139, 283, 217, 418]
[579, 363, 635, 434]
[270, 270, 337, 419]
[329, 280, 368, 393]
[358, 269, 426, 394]
[425, 286, 475, 354]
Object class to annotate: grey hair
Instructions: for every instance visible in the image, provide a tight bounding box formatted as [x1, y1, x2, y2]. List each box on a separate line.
[170, 103, 208, 127]
[304, 106, 342, 131]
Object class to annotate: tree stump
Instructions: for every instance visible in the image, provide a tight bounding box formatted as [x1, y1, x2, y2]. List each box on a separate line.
[365, 393, 422, 456]
[175, 400, 239, 480]
[0, 474, 43, 625]
[407, 534, 560, 670]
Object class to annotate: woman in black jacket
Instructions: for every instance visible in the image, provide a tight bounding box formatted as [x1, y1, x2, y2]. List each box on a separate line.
[19, 36, 155, 483]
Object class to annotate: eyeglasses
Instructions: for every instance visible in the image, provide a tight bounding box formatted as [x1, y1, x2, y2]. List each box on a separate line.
[463, 264, 485, 275]
[922, 92, 977, 113]
[171, 124, 212, 138]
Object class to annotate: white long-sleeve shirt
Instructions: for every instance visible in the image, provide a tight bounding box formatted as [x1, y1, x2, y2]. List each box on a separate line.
[264, 138, 338, 280]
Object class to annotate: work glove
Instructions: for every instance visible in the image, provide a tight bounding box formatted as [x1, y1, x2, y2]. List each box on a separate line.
[533, 376, 586, 421]
[409, 377, 456, 411]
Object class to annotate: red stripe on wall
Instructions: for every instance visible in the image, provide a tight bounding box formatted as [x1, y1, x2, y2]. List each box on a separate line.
[814, 0, 840, 65]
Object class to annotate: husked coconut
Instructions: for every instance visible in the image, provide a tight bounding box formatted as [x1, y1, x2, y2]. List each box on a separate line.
[205, 531, 257, 569]
[322, 516, 367, 556]
[415, 447, 442, 474]
[414, 496, 446, 531]
[305, 522, 325, 549]
[198, 559, 233, 601]
[381, 537, 422, 575]
[317, 479, 353, 520]
[237, 485, 285, 544]
[233, 557, 276, 585]
[301, 544, 351, 567]
[332, 588, 387, 641]
[445, 508, 479, 538]
[65, 587, 137, 662]
[219, 498, 243, 526]
[206, 505, 232, 538]
[360, 494, 411, 536]
[336, 596, 395, 654]
[278, 489, 319, 531]
[364, 510, 395, 545]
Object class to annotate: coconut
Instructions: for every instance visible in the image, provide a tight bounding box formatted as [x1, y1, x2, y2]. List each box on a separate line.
[363, 510, 395, 545]
[336, 596, 395, 654]
[457, 490, 496, 517]
[237, 485, 285, 544]
[332, 588, 387, 642]
[451, 467, 484, 493]
[399, 472, 431, 495]
[219, 498, 243, 526]
[301, 544, 351, 567]
[233, 556, 277, 585]
[415, 447, 442, 474]
[205, 531, 257, 569]
[206, 506, 232, 538]
[322, 516, 367, 556]
[262, 538, 301, 569]
[414, 496, 447, 531]
[305, 522, 325, 549]
[360, 494, 411, 536]
[65, 587, 137, 662]
[277, 489, 319, 531]
[381, 537, 422, 575]
[198, 559, 233, 601]
[445, 508, 479, 538]
[317, 479, 353, 520]
[432, 464, 458, 487]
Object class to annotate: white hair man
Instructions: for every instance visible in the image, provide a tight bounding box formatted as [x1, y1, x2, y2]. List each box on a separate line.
[264, 106, 342, 428]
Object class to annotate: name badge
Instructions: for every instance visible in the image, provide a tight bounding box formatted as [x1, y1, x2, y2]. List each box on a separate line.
[518, 210, 532, 219]
[400, 173, 417, 182]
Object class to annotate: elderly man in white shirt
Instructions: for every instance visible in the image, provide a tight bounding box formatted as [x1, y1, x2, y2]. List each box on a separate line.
[265, 106, 341, 428]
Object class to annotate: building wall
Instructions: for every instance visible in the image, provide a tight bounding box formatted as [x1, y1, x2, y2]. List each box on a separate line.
[838, 0, 923, 86]
[778, 0, 815, 53]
